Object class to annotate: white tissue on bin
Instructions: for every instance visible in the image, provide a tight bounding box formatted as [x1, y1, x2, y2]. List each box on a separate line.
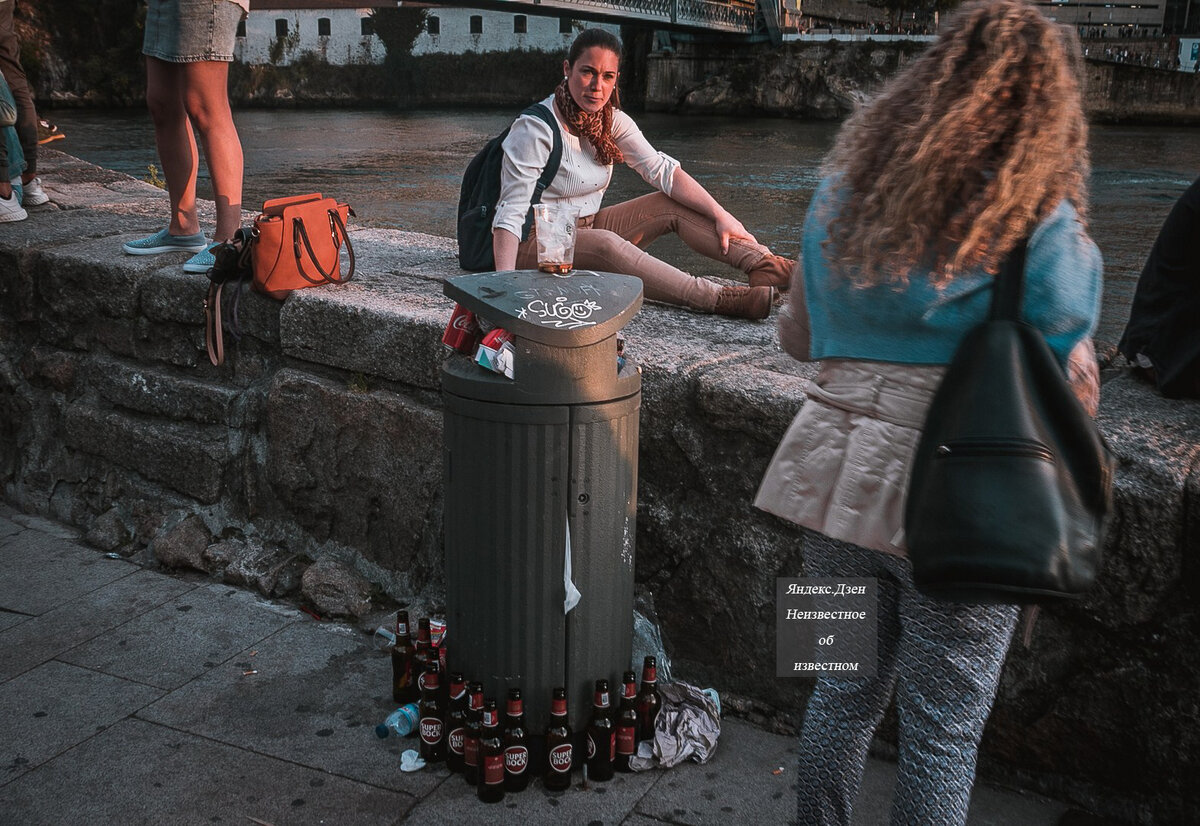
[564, 516, 581, 614]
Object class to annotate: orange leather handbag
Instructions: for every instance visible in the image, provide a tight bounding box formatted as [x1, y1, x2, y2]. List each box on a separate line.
[252, 193, 355, 299]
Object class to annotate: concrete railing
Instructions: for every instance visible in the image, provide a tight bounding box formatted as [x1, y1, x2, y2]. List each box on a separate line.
[2, 151, 1198, 823]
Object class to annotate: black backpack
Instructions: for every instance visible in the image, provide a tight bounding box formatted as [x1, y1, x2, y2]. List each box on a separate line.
[905, 240, 1114, 605]
[456, 103, 563, 272]
[1117, 176, 1200, 399]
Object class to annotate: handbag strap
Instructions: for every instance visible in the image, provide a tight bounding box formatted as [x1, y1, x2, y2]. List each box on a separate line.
[990, 238, 1029, 323]
[292, 207, 356, 285]
[205, 282, 226, 366]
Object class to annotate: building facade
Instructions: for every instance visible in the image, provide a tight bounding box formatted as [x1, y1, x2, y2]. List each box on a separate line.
[411, 9, 617, 56]
[235, 1, 617, 66]
[237, 1, 392, 65]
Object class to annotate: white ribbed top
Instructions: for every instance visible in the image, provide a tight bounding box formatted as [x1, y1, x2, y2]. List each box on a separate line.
[493, 95, 680, 238]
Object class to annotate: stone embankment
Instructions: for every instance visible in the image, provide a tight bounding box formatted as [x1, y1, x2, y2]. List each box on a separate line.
[645, 39, 1200, 124]
[2, 151, 1199, 824]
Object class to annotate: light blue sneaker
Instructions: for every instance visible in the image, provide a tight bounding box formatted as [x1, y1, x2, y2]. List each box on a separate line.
[122, 228, 208, 256]
[182, 242, 222, 274]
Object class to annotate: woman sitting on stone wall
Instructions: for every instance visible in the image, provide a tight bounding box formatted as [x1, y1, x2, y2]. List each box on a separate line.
[491, 27, 793, 320]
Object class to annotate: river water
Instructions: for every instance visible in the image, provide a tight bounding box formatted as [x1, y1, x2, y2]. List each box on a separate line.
[46, 107, 1200, 346]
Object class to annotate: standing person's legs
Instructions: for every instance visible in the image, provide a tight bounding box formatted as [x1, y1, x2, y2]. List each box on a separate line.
[145, 56, 202, 238]
[887, 559, 1019, 826]
[593, 193, 792, 287]
[179, 60, 242, 242]
[795, 535, 901, 826]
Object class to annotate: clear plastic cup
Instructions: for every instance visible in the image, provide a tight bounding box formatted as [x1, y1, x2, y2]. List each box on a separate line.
[532, 204, 578, 275]
[372, 626, 396, 650]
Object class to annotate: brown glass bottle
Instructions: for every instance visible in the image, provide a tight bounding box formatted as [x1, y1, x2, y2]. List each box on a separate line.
[390, 610, 418, 705]
[615, 670, 639, 773]
[445, 672, 468, 773]
[462, 682, 484, 786]
[543, 687, 573, 791]
[586, 678, 615, 782]
[636, 655, 662, 741]
[414, 617, 432, 689]
[418, 659, 445, 763]
[503, 688, 530, 791]
[477, 699, 506, 803]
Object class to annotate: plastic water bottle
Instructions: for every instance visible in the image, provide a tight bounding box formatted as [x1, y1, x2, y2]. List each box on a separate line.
[376, 703, 420, 738]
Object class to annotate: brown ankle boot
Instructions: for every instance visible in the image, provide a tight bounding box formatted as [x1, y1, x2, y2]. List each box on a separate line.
[747, 254, 795, 291]
[714, 285, 774, 320]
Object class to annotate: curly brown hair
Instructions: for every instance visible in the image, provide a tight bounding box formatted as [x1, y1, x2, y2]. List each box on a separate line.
[821, 0, 1089, 287]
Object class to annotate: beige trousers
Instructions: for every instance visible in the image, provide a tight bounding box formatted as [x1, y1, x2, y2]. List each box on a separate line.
[515, 192, 775, 312]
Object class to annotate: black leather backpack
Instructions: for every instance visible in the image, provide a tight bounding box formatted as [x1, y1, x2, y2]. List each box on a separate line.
[905, 241, 1115, 605]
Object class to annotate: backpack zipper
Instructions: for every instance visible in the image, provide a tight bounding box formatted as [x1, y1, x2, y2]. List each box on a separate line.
[935, 439, 1054, 461]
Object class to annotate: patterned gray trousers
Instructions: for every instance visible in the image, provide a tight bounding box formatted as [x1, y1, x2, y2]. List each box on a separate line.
[795, 532, 1019, 826]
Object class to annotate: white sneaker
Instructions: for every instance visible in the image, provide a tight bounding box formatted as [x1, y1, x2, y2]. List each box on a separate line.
[22, 177, 49, 207]
[0, 191, 27, 222]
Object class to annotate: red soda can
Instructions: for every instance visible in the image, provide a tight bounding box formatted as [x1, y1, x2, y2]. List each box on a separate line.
[442, 304, 481, 354]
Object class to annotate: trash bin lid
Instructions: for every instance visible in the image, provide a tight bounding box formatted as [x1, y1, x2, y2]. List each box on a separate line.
[444, 270, 643, 348]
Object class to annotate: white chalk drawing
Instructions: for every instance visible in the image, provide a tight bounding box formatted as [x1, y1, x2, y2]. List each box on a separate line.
[518, 296, 602, 329]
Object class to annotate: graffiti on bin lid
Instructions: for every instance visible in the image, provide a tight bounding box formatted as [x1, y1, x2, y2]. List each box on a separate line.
[517, 295, 602, 329]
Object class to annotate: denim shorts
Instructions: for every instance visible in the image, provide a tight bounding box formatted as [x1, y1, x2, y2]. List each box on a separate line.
[143, 0, 246, 63]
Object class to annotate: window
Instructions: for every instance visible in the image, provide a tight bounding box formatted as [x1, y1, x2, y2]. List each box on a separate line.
[361, 16, 375, 37]
[560, 17, 573, 34]
[317, 17, 331, 37]
[514, 15, 527, 34]
[470, 15, 483, 34]
[236, 19, 246, 38]
[275, 19, 288, 38]
[427, 15, 440, 36]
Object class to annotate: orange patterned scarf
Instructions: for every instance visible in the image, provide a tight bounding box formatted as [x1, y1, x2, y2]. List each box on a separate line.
[554, 78, 624, 166]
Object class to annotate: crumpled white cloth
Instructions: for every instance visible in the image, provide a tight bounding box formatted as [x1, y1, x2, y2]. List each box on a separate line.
[400, 749, 425, 772]
[628, 681, 721, 770]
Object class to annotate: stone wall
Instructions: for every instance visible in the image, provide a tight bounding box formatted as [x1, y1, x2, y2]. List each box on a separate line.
[1086, 59, 1200, 123]
[645, 39, 1200, 123]
[3, 151, 1200, 824]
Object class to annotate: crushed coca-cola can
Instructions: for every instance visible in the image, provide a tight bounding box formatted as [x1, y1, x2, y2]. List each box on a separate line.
[442, 303, 482, 354]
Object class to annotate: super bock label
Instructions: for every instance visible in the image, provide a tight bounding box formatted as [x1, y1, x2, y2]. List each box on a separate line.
[420, 717, 443, 745]
[549, 743, 572, 773]
[505, 746, 528, 774]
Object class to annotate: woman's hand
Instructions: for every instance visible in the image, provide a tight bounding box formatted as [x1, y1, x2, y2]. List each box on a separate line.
[714, 210, 758, 255]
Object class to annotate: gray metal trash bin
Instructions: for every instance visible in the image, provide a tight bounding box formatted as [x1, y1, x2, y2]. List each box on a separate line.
[442, 269, 642, 735]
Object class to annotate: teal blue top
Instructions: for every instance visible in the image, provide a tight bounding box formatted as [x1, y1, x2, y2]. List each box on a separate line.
[801, 176, 1103, 366]
[1, 70, 25, 190]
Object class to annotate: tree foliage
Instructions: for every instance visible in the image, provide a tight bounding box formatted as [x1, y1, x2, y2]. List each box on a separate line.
[19, 0, 146, 103]
[372, 7, 427, 61]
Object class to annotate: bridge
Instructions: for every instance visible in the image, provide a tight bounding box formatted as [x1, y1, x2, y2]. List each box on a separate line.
[424, 0, 781, 38]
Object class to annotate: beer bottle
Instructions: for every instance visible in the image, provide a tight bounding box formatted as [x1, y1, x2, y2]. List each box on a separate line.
[445, 672, 468, 773]
[463, 682, 484, 786]
[390, 610, 418, 705]
[414, 617, 432, 689]
[418, 659, 445, 763]
[615, 670, 639, 773]
[586, 678, 615, 782]
[503, 687, 530, 792]
[636, 655, 662, 742]
[543, 687, 573, 792]
[477, 699, 506, 803]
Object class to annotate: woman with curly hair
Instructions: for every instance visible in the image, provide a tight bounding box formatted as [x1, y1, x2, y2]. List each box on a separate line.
[754, 1, 1102, 823]
[491, 27, 792, 319]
